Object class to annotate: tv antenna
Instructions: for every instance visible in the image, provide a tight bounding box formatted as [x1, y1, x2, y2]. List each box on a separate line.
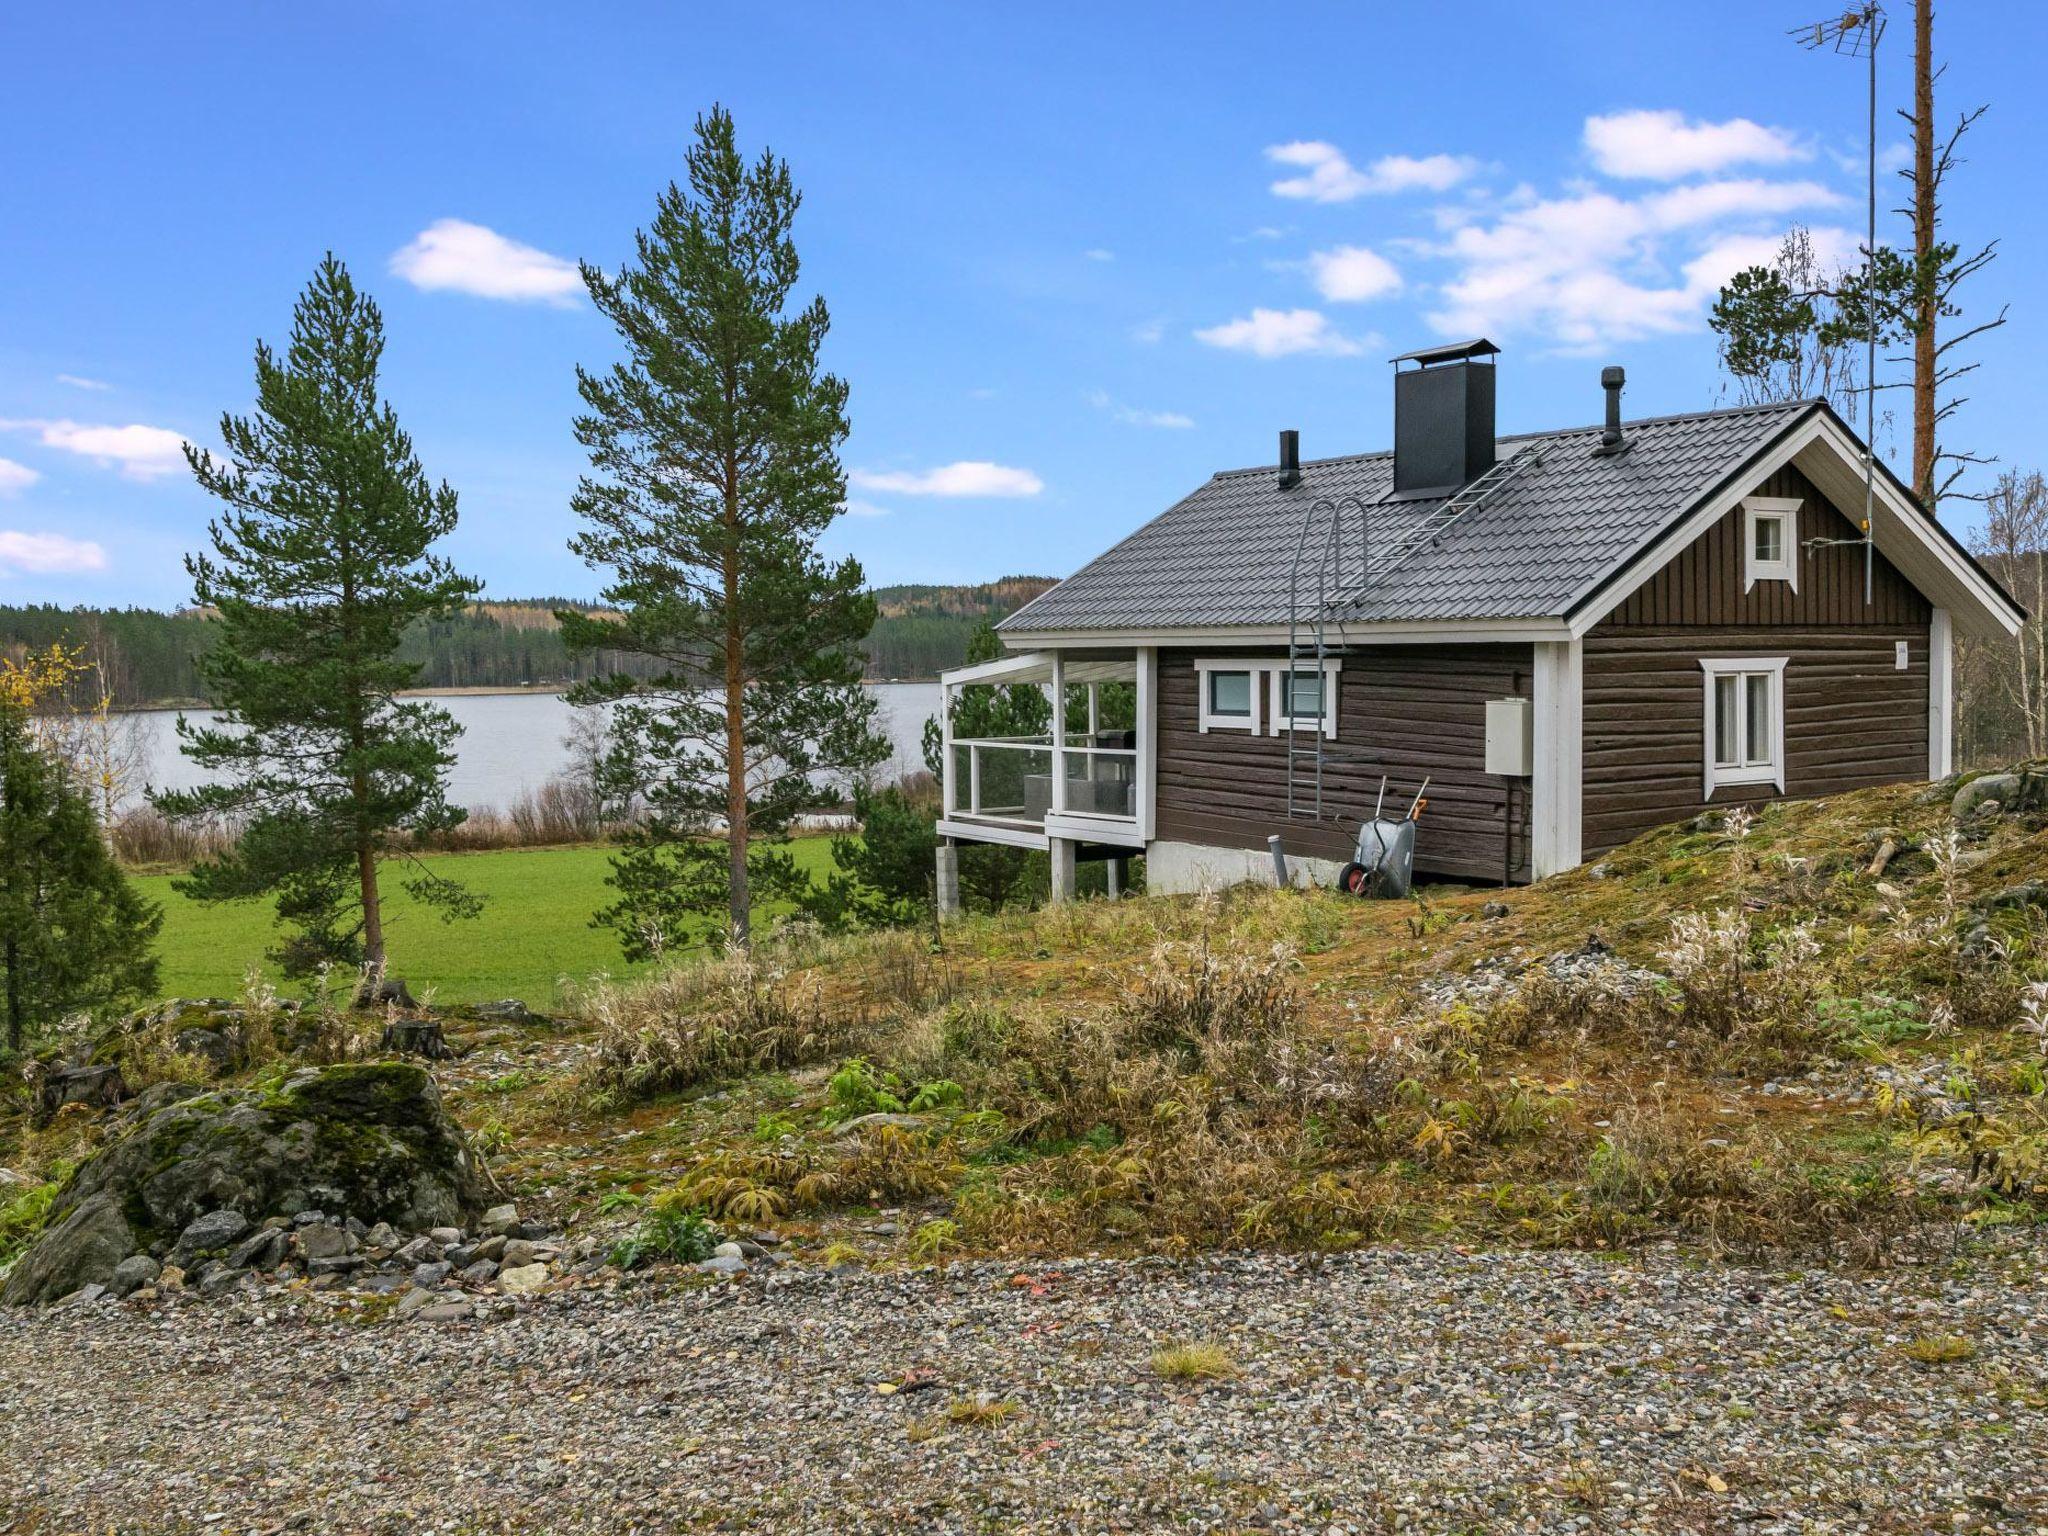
[1791, 4, 1885, 606]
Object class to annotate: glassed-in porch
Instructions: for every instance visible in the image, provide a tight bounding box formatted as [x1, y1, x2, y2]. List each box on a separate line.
[934, 650, 1151, 855]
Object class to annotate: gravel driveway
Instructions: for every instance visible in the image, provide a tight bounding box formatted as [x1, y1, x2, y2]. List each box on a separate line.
[2, 1243, 2042, 1534]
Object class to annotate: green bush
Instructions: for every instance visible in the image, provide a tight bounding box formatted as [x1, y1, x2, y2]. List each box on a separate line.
[608, 1194, 719, 1270]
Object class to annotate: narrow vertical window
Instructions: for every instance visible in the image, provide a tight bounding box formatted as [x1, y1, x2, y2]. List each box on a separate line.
[1700, 657, 1787, 798]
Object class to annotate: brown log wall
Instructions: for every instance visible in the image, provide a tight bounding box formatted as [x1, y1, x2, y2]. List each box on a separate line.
[1583, 462, 1932, 855]
[1154, 645, 1534, 883]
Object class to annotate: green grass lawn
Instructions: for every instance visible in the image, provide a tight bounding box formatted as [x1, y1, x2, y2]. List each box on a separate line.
[130, 837, 845, 1010]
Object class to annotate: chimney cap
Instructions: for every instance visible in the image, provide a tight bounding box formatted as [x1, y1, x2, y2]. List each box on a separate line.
[1391, 337, 1501, 368]
[1601, 364, 1626, 387]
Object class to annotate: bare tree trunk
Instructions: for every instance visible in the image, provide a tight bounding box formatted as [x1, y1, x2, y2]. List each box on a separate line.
[723, 453, 749, 949]
[1912, 0, 1939, 506]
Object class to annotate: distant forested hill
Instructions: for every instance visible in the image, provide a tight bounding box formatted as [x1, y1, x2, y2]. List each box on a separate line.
[0, 576, 1057, 707]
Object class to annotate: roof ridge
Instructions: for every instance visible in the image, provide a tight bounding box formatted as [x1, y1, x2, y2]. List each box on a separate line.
[1210, 397, 1817, 481]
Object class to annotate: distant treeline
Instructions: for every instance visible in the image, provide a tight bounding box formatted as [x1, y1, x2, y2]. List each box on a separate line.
[0, 577, 1057, 708]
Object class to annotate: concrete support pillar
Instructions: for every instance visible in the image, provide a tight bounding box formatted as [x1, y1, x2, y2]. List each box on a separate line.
[1105, 858, 1122, 901]
[1048, 837, 1077, 904]
[934, 839, 961, 920]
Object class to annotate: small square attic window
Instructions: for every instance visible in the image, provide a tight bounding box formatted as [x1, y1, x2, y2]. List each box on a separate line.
[1743, 496, 1800, 592]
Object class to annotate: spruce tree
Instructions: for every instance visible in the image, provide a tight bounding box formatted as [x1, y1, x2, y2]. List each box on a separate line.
[0, 681, 160, 1052]
[155, 256, 482, 978]
[562, 106, 886, 956]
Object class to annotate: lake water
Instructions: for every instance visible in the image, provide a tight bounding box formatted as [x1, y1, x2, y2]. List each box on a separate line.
[124, 682, 944, 813]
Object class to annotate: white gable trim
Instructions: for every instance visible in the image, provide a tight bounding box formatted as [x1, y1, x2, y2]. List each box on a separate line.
[1567, 408, 2022, 643]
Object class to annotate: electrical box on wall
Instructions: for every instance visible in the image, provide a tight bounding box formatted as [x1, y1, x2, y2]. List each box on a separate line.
[1485, 697, 1533, 777]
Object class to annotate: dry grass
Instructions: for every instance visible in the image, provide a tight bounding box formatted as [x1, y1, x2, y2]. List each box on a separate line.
[1150, 1342, 1239, 1382]
[1899, 1332, 1976, 1365]
[487, 771, 2048, 1270]
[942, 1394, 1023, 1427]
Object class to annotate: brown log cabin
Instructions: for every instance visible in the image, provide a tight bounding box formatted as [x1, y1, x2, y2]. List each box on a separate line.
[932, 340, 2023, 904]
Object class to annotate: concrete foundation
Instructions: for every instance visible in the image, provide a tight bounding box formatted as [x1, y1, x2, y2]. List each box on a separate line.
[934, 840, 960, 919]
[1144, 838, 1345, 896]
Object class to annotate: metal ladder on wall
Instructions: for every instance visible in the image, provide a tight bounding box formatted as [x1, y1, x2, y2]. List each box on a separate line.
[1282, 442, 1545, 821]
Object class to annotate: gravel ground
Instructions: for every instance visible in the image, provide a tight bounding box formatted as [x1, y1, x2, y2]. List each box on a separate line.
[2, 1242, 2044, 1535]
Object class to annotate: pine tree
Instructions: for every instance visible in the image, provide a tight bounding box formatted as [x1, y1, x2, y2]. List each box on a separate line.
[154, 256, 482, 978]
[0, 659, 160, 1052]
[562, 106, 886, 957]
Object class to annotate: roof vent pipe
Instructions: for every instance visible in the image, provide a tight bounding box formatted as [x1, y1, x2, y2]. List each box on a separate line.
[1278, 429, 1301, 489]
[1592, 366, 1629, 457]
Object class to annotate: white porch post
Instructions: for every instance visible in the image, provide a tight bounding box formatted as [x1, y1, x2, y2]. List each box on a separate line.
[940, 680, 956, 815]
[1135, 646, 1157, 842]
[1049, 651, 1067, 816]
[1929, 608, 1954, 779]
[1531, 638, 1583, 880]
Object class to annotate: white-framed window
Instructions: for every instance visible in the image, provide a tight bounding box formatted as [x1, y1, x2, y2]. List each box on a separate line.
[1196, 663, 1259, 732]
[1269, 659, 1341, 737]
[1699, 656, 1788, 799]
[1743, 496, 1800, 592]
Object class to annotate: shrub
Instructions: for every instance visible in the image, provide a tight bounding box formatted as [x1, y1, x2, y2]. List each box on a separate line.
[580, 952, 866, 1103]
[0, 1178, 58, 1265]
[608, 1193, 719, 1270]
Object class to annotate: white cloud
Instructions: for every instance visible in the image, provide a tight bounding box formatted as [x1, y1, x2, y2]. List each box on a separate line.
[1306, 245, 1403, 303]
[389, 218, 581, 306]
[848, 461, 1044, 498]
[0, 458, 39, 497]
[1085, 390, 1193, 430]
[1194, 307, 1364, 358]
[1130, 317, 1167, 345]
[1585, 110, 1807, 180]
[1083, 248, 1116, 262]
[1420, 178, 1848, 350]
[55, 374, 110, 392]
[1266, 141, 1478, 203]
[0, 531, 106, 575]
[0, 418, 195, 480]
[839, 498, 892, 518]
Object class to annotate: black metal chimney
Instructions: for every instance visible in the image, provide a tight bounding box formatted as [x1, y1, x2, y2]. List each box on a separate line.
[1277, 428, 1301, 489]
[1591, 366, 1629, 457]
[1391, 338, 1500, 498]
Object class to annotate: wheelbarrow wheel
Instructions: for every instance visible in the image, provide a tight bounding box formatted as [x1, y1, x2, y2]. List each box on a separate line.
[1337, 861, 1373, 896]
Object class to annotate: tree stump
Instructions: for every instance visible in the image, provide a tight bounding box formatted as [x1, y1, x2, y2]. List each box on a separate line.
[379, 1018, 450, 1060]
[354, 976, 418, 1011]
[33, 1064, 129, 1124]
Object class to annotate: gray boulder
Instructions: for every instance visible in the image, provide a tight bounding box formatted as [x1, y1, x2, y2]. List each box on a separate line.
[106, 1255, 160, 1298]
[1, 1196, 132, 1306]
[2, 1062, 487, 1306]
[168, 1210, 251, 1270]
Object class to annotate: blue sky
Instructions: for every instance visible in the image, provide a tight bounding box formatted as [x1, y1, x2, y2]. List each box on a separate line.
[3, 2, 2043, 608]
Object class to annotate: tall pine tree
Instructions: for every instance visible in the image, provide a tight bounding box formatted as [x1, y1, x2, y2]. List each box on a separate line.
[155, 256, 482, 978]
[562, 106, 886, 956]
[0, 652, 160, 1052]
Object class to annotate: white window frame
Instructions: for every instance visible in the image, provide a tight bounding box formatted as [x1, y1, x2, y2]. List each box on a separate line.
[1268, 659, 1341, 737]
[1743, 496, 1800, 593]
[1194, 660, 1261, 733]
[1699, 656, 1788, 800]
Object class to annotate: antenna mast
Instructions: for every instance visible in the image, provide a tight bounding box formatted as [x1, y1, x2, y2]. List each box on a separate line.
[1794, 3, 1885, 606]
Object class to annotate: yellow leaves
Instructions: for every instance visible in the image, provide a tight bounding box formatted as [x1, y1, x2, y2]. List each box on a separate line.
[0, 643, 82, 710]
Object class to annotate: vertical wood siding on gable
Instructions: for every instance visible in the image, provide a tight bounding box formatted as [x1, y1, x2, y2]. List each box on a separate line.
[1154, 645, 1535, 883]
[1583, 463, 1933, 856]
[1598, 463, 1927, 627]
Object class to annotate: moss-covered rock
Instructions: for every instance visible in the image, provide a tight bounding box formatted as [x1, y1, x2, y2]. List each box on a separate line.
[1, 1062, 487, 1306]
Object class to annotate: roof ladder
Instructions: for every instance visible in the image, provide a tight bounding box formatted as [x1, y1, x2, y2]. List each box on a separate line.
[1280, 445, 1543, 824]
[1284, 495, 1368, 824]
[1356, 441, 1543, 589]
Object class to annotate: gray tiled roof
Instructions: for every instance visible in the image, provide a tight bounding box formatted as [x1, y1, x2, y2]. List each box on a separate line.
[999, 399, 1818, 632]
